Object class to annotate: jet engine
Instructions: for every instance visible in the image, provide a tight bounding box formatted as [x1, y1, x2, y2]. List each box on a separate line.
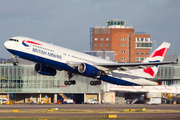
[35, 63, 57, 76]
[78, 63, 101, 76]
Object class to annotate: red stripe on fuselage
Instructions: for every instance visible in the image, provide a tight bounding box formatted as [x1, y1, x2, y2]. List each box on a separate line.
[150, 48, 168, 58]
[143, 67, 155, 77]
[22, 40, 42, 45]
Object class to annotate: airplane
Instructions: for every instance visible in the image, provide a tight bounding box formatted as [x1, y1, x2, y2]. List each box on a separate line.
[4, 36, 177, 86]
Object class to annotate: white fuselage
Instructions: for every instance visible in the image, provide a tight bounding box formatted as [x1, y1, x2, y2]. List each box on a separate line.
[4, 36, 158, 86]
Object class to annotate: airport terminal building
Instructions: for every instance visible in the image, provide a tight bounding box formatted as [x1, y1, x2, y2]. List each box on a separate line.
[0, 59, 102, 104]
[0, 55, 180, 104]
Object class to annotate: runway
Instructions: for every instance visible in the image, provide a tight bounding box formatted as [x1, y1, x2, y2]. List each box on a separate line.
[0, 104, 180, 110]
[0, 104, 180, 118]
[0, 113, 180, 118]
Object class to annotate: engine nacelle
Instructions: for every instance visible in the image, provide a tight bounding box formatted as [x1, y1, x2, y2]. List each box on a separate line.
[35, 63, 57, 76]
[78, 63, 101, 76]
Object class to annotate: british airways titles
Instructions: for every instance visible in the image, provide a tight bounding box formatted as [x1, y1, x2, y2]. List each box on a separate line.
[32, 48, 62, 59]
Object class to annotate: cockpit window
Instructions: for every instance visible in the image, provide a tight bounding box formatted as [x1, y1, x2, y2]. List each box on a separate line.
[9, 39, 19, 42]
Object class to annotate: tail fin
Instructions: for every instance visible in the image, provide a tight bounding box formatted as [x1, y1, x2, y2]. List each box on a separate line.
[142, 42, 170, 77]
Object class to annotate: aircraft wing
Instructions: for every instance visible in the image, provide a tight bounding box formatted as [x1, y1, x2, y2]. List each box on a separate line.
[67, 61, 176, 72]
[95, 61, 176, 71]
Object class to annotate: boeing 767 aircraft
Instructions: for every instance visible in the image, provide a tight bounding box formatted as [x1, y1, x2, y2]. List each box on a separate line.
[4, 36, 176, 86]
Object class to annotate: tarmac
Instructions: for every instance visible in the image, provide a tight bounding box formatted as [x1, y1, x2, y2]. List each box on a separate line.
[0, 113, 180, 118]
[0, 104, 180, 118]
[0, 104, 180, 110]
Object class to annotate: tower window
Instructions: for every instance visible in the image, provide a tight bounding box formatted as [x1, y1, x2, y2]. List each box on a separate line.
[137, 38, 139, 41]
[106, 44, 110, 46]
[140, 57, 145, 61]
[121, 38, 125, 41]
[136, 57, 139, 61]
[121, 44, 125, 47]
[100, 44, 104, 46]
[94, 38, 98, 41]
[121, 58, 125, 61]
[106, 38, 110, 41]
[145, 38, 149, 41]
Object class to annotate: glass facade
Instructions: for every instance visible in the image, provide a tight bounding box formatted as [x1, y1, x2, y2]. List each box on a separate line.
[107, 20, 125, 26]
[156, 65, 180, 85]
[1, 64, 179, 94]
[136, 43, 153, 48]
[0, 64, 100, 93]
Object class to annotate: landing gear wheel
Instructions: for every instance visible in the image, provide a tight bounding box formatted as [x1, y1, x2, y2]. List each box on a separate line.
[72, 80, 76, 85]
[90, 81, 94, 86]
[97, 80, 101, 85]
[64, 80, 76, 86]
[67, 81, 72, 85]
[64, 81, 68, 85]
[13, 61, 19, 66]
[94, 81, 98, 85]
[90, 80, 101, 86]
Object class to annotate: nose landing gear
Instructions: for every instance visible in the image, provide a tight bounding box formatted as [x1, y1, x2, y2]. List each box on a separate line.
[12, 55, 19, 66]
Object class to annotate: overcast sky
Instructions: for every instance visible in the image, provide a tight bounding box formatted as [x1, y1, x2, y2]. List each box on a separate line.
[0, 0, 180, 58]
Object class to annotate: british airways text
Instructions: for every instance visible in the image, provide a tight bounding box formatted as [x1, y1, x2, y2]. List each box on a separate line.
[32, 48, 62, 59]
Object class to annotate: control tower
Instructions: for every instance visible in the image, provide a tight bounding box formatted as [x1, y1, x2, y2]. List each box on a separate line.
[90, 19, 153, 62]
[107, 19, 126, 28]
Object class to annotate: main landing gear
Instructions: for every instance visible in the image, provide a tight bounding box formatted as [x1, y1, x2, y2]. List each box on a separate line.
[90, 80, 101, 86]
[64, 71, 76, 86]
[64, 80, 76, 85]
[12, 55, 19, 66]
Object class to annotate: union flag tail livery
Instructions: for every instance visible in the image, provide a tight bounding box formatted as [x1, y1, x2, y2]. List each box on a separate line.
[142, 42, 170, 78]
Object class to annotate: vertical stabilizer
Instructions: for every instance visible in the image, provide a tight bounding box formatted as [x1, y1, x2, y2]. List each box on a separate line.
[142, 42, 170, 77]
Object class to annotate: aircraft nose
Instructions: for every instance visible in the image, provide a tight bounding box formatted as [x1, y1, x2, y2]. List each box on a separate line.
[4, 41, 10, 49]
